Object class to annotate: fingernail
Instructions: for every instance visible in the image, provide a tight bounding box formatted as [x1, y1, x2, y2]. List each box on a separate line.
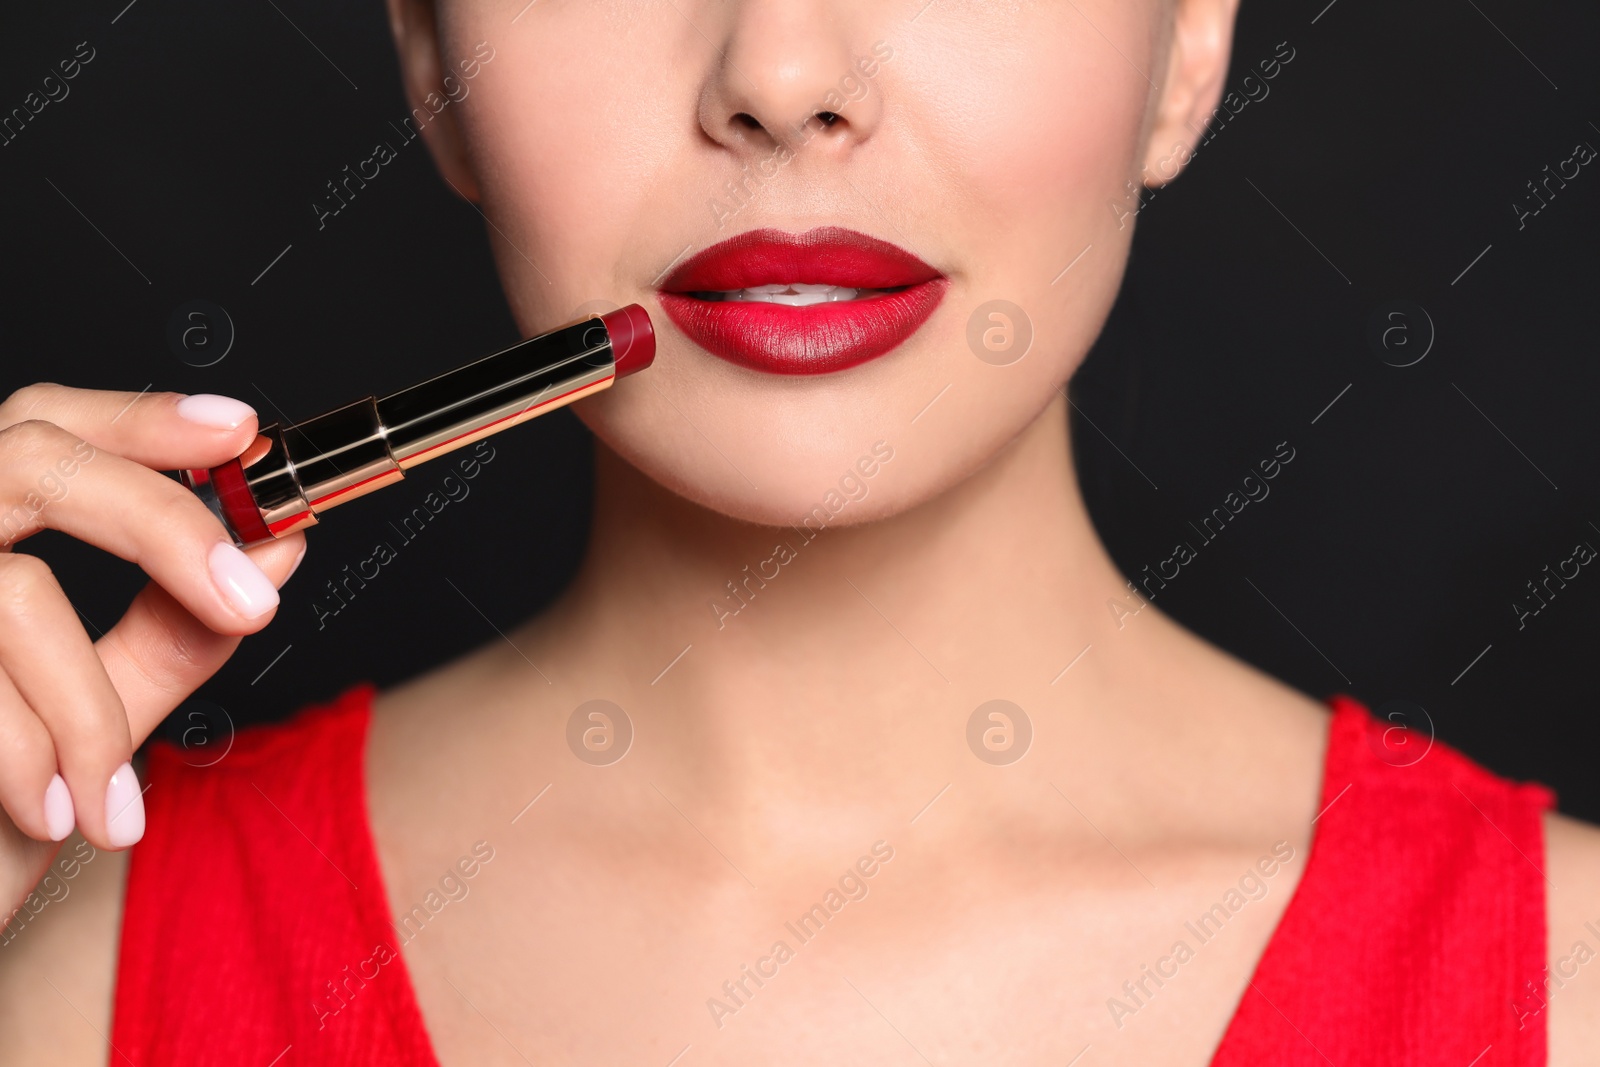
[44, 774, 74, 841]
[176, 394, 256, 430]
[105, 763, 145, 848]
[209, 541, 280, 619]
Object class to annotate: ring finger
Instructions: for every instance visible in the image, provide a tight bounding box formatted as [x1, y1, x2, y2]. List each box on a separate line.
[0, 551, 136, 850]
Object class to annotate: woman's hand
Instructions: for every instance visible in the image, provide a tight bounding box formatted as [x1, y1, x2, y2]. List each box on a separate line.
[0, 384, 305, 912]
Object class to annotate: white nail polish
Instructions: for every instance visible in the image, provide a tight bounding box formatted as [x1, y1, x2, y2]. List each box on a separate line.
[44, 774, 74, 841]
[209, 541, 280, 619]
[176, 394, 256, 430]
[105, 763, 145, 848]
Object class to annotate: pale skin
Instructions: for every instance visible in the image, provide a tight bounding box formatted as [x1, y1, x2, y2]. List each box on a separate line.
[2, 0, 1598, 1062]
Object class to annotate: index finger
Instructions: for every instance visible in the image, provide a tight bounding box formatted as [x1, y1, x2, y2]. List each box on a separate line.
[0, 383, 261, 471]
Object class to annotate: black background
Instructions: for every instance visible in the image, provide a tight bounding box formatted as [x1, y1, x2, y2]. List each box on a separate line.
[2, 3, 1597, 815]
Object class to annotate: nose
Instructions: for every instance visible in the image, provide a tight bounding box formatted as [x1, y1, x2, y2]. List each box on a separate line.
[696, 1, 885, 159]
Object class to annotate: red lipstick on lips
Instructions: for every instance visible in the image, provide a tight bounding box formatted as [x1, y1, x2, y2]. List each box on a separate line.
[658, 227, 948, 375]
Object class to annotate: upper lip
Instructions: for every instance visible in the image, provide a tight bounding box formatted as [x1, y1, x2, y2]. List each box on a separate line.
[659, 226, 943, 293]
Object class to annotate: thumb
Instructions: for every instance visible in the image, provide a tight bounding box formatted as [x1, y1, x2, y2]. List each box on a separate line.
[95, 533, 306, 749]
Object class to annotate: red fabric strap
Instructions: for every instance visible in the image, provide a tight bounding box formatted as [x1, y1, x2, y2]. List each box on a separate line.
[1212, 695, 1555, 1065]
[113, 684, 438, 1066]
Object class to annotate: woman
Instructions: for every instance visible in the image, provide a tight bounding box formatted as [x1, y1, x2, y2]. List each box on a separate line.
[2, 0, 1596, 1062]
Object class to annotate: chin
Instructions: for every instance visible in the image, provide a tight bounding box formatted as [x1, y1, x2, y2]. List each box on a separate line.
[571, 297, 1089, 532]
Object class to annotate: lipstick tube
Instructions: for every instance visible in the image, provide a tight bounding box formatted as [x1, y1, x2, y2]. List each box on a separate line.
[181, 304, 654, 548]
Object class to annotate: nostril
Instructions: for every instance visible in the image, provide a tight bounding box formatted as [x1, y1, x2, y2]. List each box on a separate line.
[816, 111, 840, 126]
[733, 113, 762, 131]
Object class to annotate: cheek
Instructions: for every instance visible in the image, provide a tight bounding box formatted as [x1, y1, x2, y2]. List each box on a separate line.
[928, 6, 1154, 315]
[870, 9, 1154, 496]
[442, 12, 687, 325]
[932, 12, 1152, 204]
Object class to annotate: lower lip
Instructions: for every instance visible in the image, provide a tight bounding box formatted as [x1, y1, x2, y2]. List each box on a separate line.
[658, 279, 949, 375]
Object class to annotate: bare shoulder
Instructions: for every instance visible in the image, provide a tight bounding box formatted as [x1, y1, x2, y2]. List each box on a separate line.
[1544, 811, 1600, 1064]
[1150, 619, 1334, 833]
[0, 838, 128, 1065]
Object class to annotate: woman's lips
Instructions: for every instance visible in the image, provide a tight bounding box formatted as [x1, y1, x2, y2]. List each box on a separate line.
[658, 227, 948, 375]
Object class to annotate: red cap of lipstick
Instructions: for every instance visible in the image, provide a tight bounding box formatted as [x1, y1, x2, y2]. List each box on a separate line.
[601, 304, 655, 378]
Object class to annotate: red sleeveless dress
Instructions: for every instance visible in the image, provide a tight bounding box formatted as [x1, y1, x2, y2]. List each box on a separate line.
[111, 688, 1555, 1064]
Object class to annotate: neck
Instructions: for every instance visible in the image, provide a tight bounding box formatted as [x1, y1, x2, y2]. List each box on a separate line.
[510, 392, 1195, 858]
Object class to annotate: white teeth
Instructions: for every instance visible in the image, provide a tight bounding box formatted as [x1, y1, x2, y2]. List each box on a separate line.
[706, 284, 876, 304]
[766, 291, 845, 306]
